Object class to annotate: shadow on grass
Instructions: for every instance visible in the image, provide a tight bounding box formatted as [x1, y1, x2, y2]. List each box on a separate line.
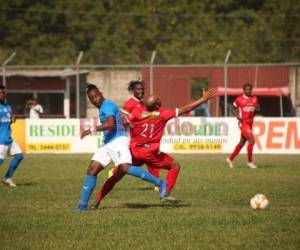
[258, 165, 275, 169]
[123, 202, 190, 209]
[138, 187, 156, 191]
[15, 182, 37, 186]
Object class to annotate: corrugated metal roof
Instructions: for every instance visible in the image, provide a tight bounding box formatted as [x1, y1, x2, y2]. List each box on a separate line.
[0, 68, 89, 77]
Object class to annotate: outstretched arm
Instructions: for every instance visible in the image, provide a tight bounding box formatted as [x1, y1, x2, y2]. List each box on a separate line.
[81, 116, 115, 139]
[178, 88, 217, 116]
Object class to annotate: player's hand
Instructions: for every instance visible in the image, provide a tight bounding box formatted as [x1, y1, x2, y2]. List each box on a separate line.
[80, 129, 91, 139]
[202, 88, 217, 101]
[11, 114, 16, 123]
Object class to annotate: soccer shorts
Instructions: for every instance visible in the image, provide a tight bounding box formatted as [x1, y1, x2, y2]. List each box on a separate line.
[92, 136, 132, 167]
[240, 123, 253, 139]
[0, 141, 23, 160]
[130, 145, 174, 169]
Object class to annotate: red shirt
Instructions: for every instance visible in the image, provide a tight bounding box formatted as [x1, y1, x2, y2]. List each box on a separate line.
[129, 108, 178, 150]
[233, 95, 258, 125]
[123, 97, 144, 113]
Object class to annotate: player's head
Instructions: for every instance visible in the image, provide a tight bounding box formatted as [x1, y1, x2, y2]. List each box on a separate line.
[243, 83, 253, 97]
[145, 95, 162, 111]
[86, 83, 104, 107]
[128, 80, 145, 100]
[0, 85, 6, 103]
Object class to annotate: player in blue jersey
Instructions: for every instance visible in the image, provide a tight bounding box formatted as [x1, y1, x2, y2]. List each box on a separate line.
[0, 85, 24, 187]
[73, 83, 168, 212]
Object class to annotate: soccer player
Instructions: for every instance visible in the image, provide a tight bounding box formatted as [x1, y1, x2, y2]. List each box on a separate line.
[226, 83, 259, 169]
[123, 80, 145, 113]
[0, 85, 24, 187]
[92, 88, 217, 207]
[73, 83, 168, 212]
[110, 80, 161, 181]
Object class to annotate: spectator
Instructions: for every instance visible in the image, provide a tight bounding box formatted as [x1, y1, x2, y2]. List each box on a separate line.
[25, 98, 43, 119]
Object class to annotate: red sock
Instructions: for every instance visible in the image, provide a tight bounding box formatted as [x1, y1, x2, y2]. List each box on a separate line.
[96, 174, 119, 203]
[247, 143, 254, 162]
[229, 143, 244, 161]
[166, 167, 180, 193]
[147, 166, 160, 179]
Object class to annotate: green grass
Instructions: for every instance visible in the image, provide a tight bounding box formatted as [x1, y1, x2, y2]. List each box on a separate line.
[0, 154, 300, 250]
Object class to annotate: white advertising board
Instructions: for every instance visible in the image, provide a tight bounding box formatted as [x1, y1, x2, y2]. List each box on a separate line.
[25, 117, 300, 154]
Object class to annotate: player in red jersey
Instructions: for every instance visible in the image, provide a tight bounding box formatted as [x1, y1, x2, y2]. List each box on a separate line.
[123, 80, 145, 113]
[109, 80, 161, 181]
[92, 88, 217, 207]
[226, 83, 259, 169]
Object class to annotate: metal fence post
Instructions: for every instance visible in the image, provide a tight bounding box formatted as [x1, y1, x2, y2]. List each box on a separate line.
[75, 51, 83, 118]
[224, 50, 231, 117]
[150, 51, 156, 95]
[2, 52, 16, 86]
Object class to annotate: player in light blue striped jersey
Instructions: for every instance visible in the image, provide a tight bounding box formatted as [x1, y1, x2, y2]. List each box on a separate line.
[0, 85, 24, 187]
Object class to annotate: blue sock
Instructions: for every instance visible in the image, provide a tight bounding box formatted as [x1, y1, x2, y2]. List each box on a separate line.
[4, 154, 24, 179]
[79, 175, 97, 208]
[127, 166, 162, 186]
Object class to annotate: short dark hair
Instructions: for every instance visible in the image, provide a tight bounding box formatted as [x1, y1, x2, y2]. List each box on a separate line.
[127, 80, 144, 92]
[243, 83, 253, 90]
[0, 84, 5, 90]
[86, 83, 98, 93]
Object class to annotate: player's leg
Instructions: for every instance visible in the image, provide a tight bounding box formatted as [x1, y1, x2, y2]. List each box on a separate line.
[93, 146, 145, 208]
[147, 166, 160, 191]
[246, 134, 257, 169]
[0, 145, 7, 166]
[108, 137, 167, 198]
[240, 124, 257, 168]
[165, 162, 180, 194]
[119, 163, 167, 198]
[145, 151, 180, 201]
[2, 142, 24, 187]
[93, 167, 126, 208]
[227, 132, 247, 168]
[73, 146, 110, 212]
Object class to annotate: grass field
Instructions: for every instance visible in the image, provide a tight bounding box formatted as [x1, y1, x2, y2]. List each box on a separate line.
[0, 154, 300, 250]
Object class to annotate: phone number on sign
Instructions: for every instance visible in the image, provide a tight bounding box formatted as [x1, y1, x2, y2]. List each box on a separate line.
[27, 143, 71, 152]
[173, 143, 222, 151]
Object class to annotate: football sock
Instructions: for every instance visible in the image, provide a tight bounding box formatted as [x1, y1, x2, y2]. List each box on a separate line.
[96, 174, 120, 202]
[247, 142, 254, 162]
[229, 143, 244, 161]
[127, 166, 162, 186]
[4, 154, 24, 179]
[79, 175, 97, 208]
[166, 167, 180, 193]
[147, 166, 160, 179]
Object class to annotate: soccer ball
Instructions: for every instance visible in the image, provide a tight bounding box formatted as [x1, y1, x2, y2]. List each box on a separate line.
[250, 194, 269, 210]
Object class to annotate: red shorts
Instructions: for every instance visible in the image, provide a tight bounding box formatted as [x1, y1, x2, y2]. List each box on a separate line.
[130, 145, 174, 170]
[239, 123, 253, 139]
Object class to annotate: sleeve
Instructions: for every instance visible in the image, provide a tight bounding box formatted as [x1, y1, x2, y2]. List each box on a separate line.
[39, 105, 44, 113]
[233, 97, 240, 107]
[127, 109, 139, 122]
[160, 108, 177, 121]
[123, 101, 131, 112]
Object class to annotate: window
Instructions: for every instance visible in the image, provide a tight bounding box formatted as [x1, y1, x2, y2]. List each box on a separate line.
[190, 78, 210, 116]
[190, 78, 208, 100]
[37, 93, 64, 115]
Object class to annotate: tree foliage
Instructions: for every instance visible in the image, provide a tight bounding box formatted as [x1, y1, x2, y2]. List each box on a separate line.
[0, 0, 299, 64]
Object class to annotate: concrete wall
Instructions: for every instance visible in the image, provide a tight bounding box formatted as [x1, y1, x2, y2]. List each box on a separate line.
[86, 69, 141, 118]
